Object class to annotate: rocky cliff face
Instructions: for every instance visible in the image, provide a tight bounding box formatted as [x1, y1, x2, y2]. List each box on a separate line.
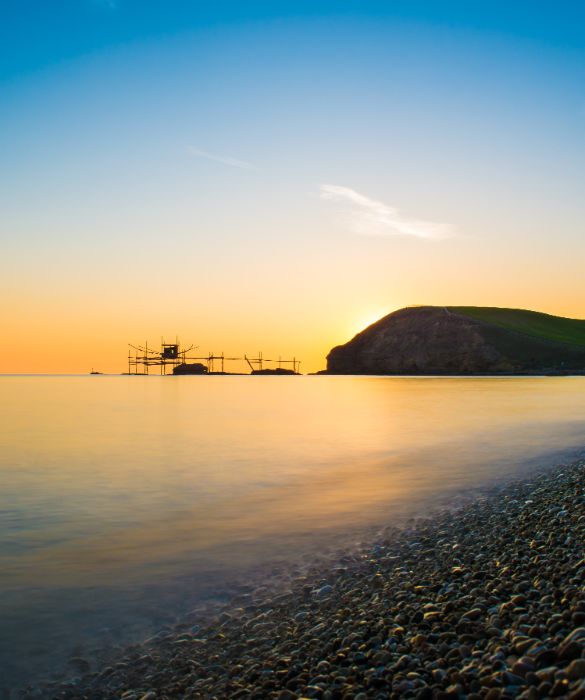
[326, 306, 585, 374]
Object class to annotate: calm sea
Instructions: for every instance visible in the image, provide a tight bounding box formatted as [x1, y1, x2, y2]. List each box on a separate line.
[1, 375, 584, 690]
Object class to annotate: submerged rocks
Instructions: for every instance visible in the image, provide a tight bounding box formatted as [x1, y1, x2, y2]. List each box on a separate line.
[32, 460, 585, 699]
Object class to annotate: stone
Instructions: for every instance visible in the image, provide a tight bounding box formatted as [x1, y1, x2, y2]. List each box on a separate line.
[567, 660, 585, 681]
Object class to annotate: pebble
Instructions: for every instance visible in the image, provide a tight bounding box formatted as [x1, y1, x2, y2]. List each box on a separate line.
[567, 660, 585, 681]
[313, 585, 333, 598]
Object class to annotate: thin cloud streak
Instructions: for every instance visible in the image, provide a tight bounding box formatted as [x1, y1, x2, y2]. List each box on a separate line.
[188, 148, 256, 170]
[320, 184, 454, 240]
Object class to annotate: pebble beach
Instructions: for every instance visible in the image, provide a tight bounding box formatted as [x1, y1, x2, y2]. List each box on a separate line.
[31, 459, 585, 700]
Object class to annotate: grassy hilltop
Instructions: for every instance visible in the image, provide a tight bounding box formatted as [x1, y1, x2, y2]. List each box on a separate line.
[449, 306, 585, 348]
[326, 306, 585, 375]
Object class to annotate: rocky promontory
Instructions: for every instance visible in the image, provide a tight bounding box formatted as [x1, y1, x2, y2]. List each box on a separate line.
[326, 306, 585, 375]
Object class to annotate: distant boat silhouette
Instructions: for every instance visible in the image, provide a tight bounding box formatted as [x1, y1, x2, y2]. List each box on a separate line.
[89, 369, 103, 375]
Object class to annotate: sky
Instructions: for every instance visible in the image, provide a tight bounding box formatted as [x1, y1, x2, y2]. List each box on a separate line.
[1, 1, 584, 373]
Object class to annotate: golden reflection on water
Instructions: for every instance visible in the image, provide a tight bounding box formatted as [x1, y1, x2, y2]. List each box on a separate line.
[1, 375, 585, 592]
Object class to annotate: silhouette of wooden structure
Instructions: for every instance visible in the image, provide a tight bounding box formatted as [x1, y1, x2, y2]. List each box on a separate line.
[244, 352, 300, 374]
[127, 340, 300, 375]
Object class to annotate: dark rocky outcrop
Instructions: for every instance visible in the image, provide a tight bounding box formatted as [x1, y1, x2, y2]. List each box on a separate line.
[172, 362, 208, 375]
[326, 306, 585, 375]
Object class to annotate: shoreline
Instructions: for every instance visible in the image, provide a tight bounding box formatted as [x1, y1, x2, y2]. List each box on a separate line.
[33, 458, 585, 700]
[317, 372, 585, 377]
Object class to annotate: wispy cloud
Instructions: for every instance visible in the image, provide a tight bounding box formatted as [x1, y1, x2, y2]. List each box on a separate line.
[320, 184, 453, 240]
[188, 148, 256, 170]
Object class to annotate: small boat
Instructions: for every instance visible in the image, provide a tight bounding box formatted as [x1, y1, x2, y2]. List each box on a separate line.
[90, 369, 103, 375]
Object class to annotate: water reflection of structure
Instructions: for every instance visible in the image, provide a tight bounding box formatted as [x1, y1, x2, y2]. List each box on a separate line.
[127, 340, 301, 375]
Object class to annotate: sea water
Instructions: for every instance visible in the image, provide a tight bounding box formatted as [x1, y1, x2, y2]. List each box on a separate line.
[1, 375, 584, 690]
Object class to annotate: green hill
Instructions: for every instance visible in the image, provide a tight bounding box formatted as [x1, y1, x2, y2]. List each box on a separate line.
[325, 306, 585, 375]
[448, 306, 585, 347]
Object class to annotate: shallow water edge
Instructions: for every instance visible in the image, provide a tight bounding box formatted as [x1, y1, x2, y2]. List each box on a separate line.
[22, 452, 585, 699]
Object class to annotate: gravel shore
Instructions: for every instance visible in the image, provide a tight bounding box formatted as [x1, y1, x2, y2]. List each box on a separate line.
[37, 459, 585, 699]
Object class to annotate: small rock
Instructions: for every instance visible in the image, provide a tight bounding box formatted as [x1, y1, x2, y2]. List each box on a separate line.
[567, 659, 585, 681]
[313, 585, 333, 598]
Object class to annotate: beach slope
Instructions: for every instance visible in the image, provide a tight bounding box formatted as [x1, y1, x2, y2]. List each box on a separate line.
[44, 460, 585, 699]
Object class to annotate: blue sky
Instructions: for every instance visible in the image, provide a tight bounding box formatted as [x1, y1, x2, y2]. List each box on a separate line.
[1, 1, 584, 372]
[2, 1, 584, 83]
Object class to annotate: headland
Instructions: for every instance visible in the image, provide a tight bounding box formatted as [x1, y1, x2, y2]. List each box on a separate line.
[325, 306, 585, 375]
